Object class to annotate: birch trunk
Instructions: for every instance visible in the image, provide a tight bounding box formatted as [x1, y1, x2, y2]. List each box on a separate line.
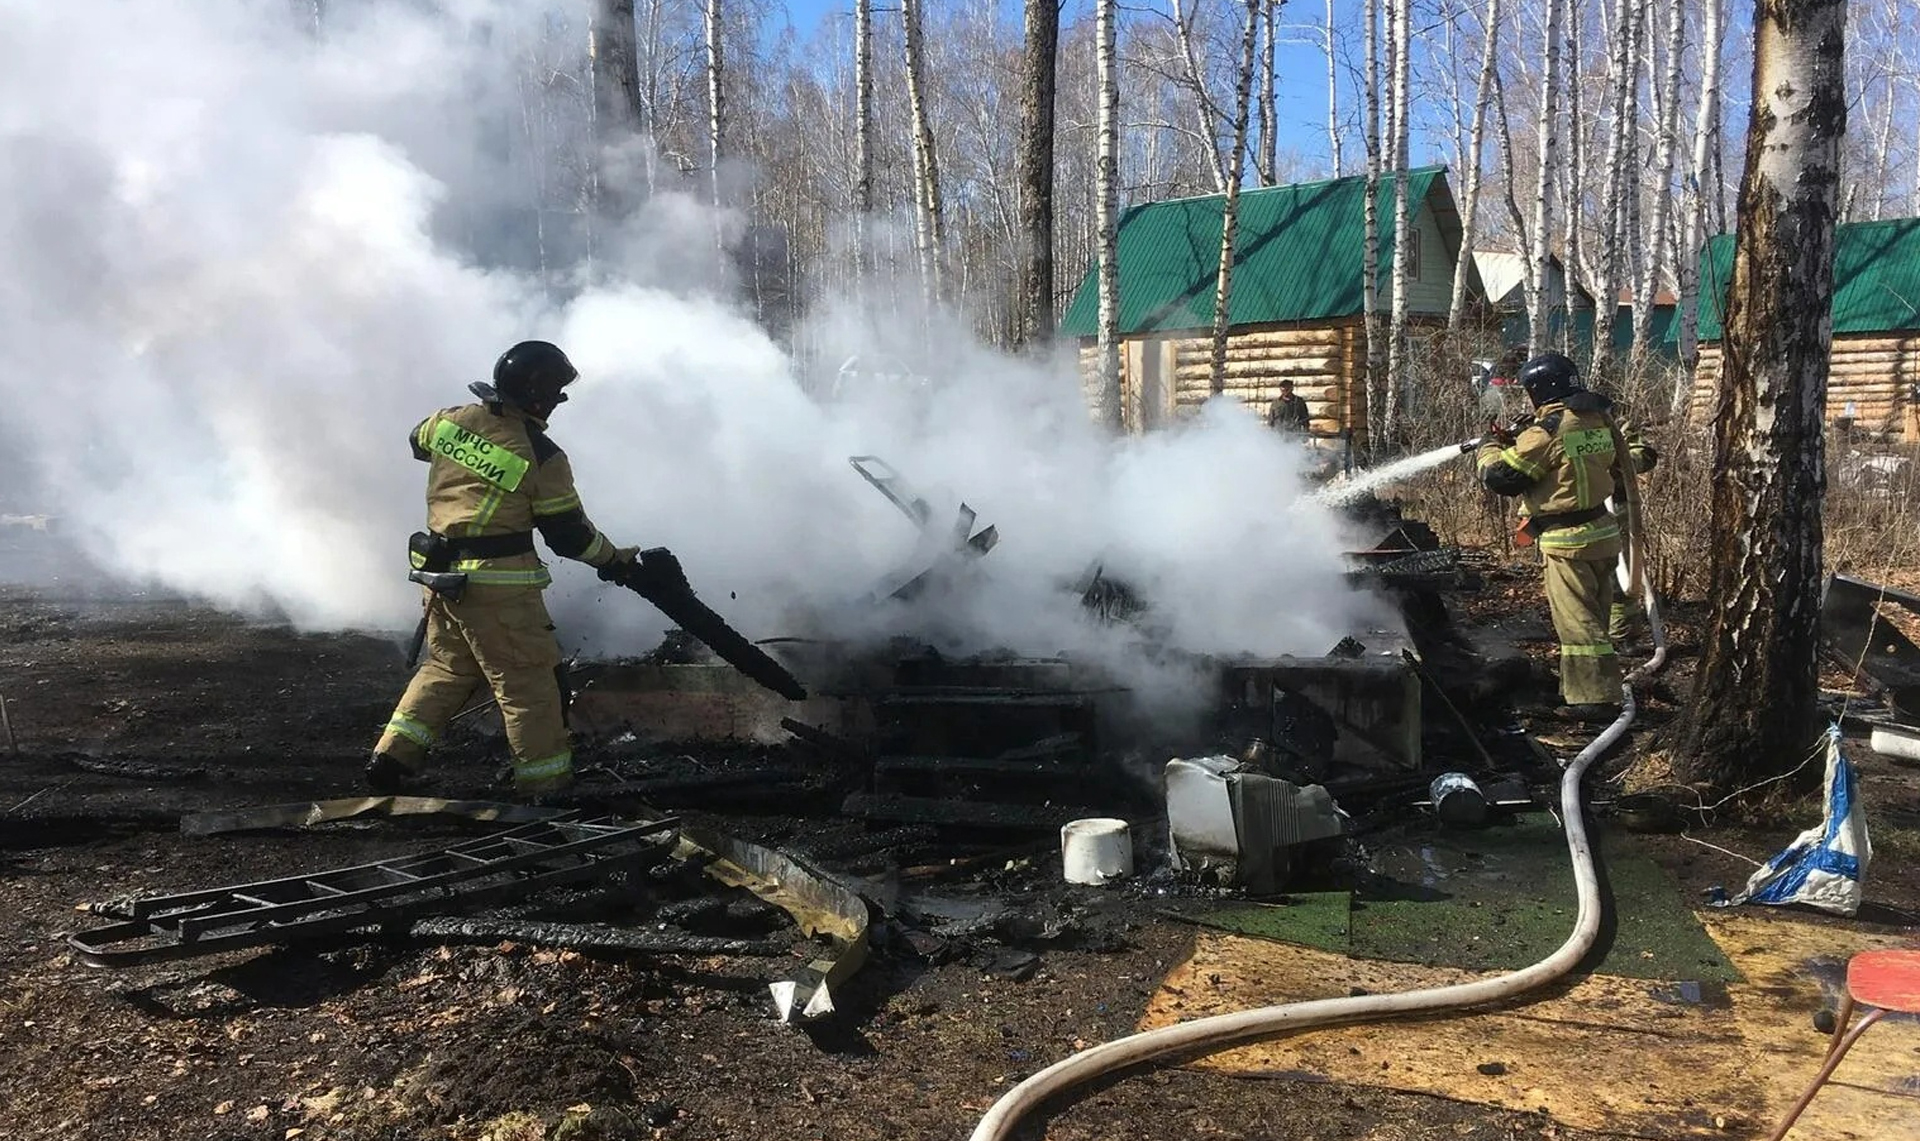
[1674, 0, 1724, 394]
[590, 0, 644, 216]
[903, 0, 945, 301]
[1014, 0, 1060, 347]
[1175, 0, 1228, 192]
[1362, 0, 1386, 445]
[1563, 0, 1587, 329]
[1526, 0, 1563, 354]
[1670, 0, 1847, 790]
[1258, 0, 1279, 185]
[854, 0, 873, 274]
[1592, 0, 1644, 374]
[1094, 0, 1123, 431]
[1209, 0, 1263, 396]
[705, 0, 724, 215]
[1630, 0, 1684, 372]
[1326, 0, 1342, 176]
[1384, 0, 1411, 445]
[1448, 0, 1502, 331]
[1493, 67, 1540, 338]
[1383, 0, 1401, 181]
[1868, 91, 1895, 221]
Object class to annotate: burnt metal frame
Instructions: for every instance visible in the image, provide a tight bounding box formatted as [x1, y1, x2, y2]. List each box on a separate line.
[70, 817, 678, 968]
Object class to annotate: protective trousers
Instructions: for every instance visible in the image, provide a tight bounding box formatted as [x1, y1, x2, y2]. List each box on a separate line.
[1609, 586, 1640, 643]
[375, 584, 573, 793]
[1542, 551, 1621, 706]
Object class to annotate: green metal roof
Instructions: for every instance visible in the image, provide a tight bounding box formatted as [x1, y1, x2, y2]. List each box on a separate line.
[1059, 167, 1450, 337]
[1686, 217, 1920, 341]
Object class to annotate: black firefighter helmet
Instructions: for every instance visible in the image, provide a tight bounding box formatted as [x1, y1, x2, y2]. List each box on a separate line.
[470, 340, 578, 412]
[1515, 352, 1583, 408]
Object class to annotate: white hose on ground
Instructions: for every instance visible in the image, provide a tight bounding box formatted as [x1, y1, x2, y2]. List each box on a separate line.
[966, 589, 1672, 1141]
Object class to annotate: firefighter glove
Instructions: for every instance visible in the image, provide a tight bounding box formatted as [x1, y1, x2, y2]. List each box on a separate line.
[596, 547, 641, 583]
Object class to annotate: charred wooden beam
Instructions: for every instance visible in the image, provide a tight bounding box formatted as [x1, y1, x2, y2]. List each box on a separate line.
[408, 917, 790, 957]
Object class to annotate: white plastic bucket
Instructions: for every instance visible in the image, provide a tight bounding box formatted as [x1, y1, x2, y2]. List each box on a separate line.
[1061, 817, 1134, 884]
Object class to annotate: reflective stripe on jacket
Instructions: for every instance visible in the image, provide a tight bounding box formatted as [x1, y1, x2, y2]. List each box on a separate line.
[1476, 395, 1623, 560]
[410, 403, 616, 588]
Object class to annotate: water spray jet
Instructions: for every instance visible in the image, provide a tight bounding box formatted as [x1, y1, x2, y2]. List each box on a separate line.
[1310, 442, 1482, 508]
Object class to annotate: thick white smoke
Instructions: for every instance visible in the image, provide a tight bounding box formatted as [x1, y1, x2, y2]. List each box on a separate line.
[0, 0, 1394, 703]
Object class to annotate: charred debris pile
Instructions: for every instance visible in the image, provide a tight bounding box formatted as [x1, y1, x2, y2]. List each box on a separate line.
[68, 458, 1562, 1021]
[556, 460, 1555, 929]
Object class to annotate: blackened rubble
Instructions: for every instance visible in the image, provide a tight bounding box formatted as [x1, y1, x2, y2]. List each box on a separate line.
[44, 468, 1569, 1028]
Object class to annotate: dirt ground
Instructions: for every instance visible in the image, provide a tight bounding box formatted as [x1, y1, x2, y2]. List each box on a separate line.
[3, 542, 1917, 1141]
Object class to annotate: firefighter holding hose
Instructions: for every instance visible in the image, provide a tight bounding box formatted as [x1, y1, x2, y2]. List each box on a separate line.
[1477, 353, 1642, 721]
[367, 341, 638, 798]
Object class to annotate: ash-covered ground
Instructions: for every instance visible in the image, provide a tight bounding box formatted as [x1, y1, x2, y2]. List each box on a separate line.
[4, 528, 1917, 1141]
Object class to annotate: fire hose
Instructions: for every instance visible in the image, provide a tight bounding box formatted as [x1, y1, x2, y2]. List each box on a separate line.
[967, 579, 1669, 1141]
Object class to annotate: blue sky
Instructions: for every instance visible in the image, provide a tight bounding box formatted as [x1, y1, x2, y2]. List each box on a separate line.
[770, 0, 1348, 171]
[758, 0, 1776, 187]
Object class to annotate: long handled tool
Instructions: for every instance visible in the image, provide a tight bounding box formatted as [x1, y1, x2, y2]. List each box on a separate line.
[601, 548, 808, 701]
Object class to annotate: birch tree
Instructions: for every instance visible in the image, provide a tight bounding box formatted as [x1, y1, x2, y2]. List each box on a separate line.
[1325, 0, 1341, 176]
[1094, 0, 1123, 431]
[854, 0, 873, 273]
[1014, 0, 1060, 346]
[1174, 0, 1229, 192]
[1447, 0, 1502, 331]
[1675, 0, 1726, 385]
[590, 0, 644, 216]
[1493, 64, 1542, 338]
[1668, 0, 1847, 790]
[1590, 0, 1644, 374]
[1526, 0, 1564, 353]
[1362, 0, 1386, 445]
[1384, 0, 1411, 444]
[705, 0, 724, 213]
[1562, 0, 1586, 334]
[903, 0, 946, 300]
[1208, 0, 1263, 395]
[1630, 0, 1685, 372]
[1257, 0, 1280, 185]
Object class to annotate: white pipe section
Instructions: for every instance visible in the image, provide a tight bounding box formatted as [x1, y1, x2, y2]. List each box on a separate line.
[966, 590, 1672, 1141]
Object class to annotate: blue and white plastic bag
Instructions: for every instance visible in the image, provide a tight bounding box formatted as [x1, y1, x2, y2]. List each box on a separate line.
[1710, 726, 1870, 917]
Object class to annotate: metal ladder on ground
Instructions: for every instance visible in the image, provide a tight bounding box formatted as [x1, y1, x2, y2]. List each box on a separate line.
[70, 816, 678, 968]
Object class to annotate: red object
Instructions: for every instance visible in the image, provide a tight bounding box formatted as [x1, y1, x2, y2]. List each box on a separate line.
[1768, 948, 1920, 1140]
[1846, 948, 1920, 1014]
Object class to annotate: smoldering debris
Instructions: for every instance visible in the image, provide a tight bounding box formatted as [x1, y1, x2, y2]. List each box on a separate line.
[79, 798, 875, 1025]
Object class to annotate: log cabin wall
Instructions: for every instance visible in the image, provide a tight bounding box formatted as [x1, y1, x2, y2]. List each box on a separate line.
[1688, 332, 1920, 441]
[1077, 319, 1363, 444]
[1167, 322, 1349, 430]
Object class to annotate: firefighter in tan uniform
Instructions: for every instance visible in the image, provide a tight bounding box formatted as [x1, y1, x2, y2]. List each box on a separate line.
[367, 341, 635, 797]
[1477, 353, 1628, 720]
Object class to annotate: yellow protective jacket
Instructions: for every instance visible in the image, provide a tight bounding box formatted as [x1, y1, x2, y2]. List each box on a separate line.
[1477, 392, 1623, 560]
[409, 402, 617, 587]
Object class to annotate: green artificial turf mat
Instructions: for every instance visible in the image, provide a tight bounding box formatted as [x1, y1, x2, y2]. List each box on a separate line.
[1163, 891, 1352, 954]
[1349, 815, 1741, 982]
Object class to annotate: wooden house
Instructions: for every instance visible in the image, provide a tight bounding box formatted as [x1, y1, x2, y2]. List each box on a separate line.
[1472, 250, 1594, 351]
[1685, 218, 1920, 438]
[1059, 167, 1482, 443]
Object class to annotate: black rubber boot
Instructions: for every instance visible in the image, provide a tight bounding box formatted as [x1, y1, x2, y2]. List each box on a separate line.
[364, 751, 426, 794]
